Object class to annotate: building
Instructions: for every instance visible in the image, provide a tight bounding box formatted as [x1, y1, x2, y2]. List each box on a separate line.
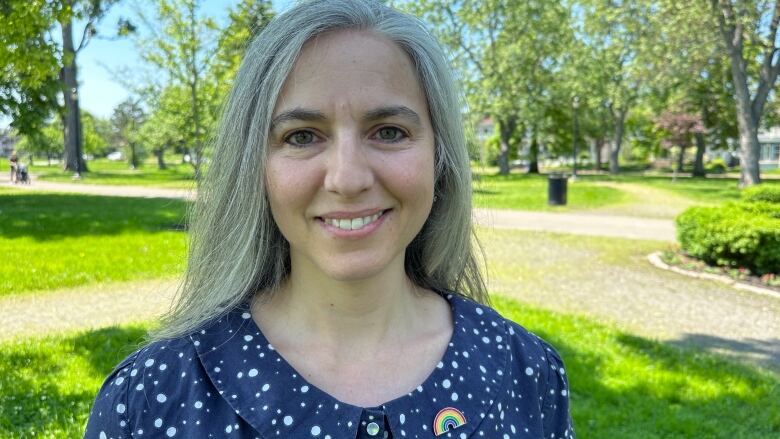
[0, 130, 17, 157]
[758, 126, 780, 170]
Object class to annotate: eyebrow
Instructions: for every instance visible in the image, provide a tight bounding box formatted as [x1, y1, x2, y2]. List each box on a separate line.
[270, 105, 422, 131]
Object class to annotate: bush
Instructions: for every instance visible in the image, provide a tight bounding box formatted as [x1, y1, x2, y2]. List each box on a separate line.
[705, 158, 728, 174]
[741, 184, 780, 203]
[676, 203, 780, 275]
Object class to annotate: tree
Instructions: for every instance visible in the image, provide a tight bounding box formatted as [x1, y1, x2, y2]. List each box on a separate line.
[0, 1, 61, 138]
[131, 0, 218, 179]
[82, 111, 112, 157]
[576, 0, 658, 174]
[0, 0, 125, 174]
[655, 111, 706, 177]
[59, 0, 124, 174]
[708, 0, 780, 186]
[111, 98, 146, 169]
[126, 0, 272, 178]
[15, 120, 64, 165]
[411, 0, 572, 175]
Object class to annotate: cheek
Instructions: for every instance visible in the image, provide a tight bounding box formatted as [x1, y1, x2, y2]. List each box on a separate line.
[265, 158, 314, 218]
[381, 149, 435, 203]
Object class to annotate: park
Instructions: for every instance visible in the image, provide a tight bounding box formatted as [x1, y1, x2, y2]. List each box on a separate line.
[1, 0, 780, 438]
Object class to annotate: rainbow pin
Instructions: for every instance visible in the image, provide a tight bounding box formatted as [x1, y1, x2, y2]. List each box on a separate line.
[433, 407, 467, 436]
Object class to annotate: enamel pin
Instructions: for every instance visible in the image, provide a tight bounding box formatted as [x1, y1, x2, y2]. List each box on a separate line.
[433, 407, 467, 436]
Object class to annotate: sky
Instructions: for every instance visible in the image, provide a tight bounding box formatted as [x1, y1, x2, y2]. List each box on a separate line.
[1, 0, 293, 129]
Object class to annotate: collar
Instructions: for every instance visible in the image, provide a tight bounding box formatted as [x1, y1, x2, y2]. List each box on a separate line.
[191, 292, 510, 438]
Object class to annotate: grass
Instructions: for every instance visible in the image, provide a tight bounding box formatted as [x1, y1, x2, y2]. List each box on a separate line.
[0, 188, 188, 295]
[1, 298, 777, 438]
[1, 157, 197, 189]
[472, 172, 629, 211]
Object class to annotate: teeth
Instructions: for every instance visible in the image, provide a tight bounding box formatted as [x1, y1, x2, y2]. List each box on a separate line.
[324, 212, 382, 231]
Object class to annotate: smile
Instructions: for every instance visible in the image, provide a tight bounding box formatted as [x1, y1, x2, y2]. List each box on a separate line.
[321, 211, 385, 231]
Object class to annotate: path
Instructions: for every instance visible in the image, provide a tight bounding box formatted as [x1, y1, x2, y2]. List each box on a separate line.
[0, 279, 178, 341]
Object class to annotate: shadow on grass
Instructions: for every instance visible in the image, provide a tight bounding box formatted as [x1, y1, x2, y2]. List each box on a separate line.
[0, 326, 147, 437]
[667, 333, 780, 375]
[489, 294, 780, 438]
[0, 192, 189, 241]
[534, 328, 780, 438]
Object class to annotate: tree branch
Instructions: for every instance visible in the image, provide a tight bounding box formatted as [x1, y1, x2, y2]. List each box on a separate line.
[752, 0, 780, 121]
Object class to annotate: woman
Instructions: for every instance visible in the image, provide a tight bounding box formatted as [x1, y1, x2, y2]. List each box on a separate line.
[85, 1, 574, 438]
[9, 150, 18, 184]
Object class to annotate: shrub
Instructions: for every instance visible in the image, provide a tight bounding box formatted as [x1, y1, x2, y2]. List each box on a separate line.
[741, 184, 780, 204]
[706, 158, 728, 174]
[676, 203, 780, 275]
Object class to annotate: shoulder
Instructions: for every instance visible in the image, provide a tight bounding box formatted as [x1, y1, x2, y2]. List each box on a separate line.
[451, 294, 575, 437]
[84, 335, 199, 438]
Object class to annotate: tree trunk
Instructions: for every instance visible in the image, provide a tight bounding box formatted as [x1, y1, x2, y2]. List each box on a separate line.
[528, 130, 540, 174]
[594, 138, 603, 171]
[713, 0, 763, 186]
[693, 132, 706, 177]
[496, 116, 516, 175]
[156, 148, 167, 170]
[60, 15, 87, 174]
[130, 143, 139, 169]
[609, 108, 628, 174]
[676, 145, 686, 173]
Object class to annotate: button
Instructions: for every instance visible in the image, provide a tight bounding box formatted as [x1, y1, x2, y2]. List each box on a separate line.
[366, 422, 380, 436]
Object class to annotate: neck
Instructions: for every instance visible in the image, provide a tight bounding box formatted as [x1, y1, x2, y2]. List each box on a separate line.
[254, 255, 430, 354]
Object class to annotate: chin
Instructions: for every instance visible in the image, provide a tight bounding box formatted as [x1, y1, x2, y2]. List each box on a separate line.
[318, 257, 395, 283]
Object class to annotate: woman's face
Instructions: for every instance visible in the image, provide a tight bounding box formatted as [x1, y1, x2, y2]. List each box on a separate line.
[266, 30, 435, 282]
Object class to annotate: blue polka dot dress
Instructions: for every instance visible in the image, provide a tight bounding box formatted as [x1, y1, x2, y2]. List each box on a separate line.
[84, 293, 574, 438]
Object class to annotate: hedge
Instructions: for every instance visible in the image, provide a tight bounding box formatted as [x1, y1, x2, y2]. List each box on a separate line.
[676, 202, 780, 275]
[741, 184, 780, 204]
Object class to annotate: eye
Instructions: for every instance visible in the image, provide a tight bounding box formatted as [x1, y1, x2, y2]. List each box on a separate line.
[374, 126, 407, 142]
[284, 130, 319, 147]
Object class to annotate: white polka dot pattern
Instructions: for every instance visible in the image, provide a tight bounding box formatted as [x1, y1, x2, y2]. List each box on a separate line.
[83, 293, 574, 438]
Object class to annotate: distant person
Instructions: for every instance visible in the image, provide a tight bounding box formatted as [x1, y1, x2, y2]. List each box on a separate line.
[84, 1, 574, 438]
[9, 150, 18, 184]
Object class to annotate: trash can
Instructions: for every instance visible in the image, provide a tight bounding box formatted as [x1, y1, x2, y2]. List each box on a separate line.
[548, 173, 568, 206]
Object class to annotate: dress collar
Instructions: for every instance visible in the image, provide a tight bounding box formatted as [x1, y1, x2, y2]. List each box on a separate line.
[191, 292, 510, 438]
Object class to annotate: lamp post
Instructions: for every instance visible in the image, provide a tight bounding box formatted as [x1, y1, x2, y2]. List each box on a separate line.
[571, 96, 580, 180]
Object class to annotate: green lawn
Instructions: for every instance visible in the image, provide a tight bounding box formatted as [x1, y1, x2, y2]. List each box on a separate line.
[1, 298, 776, 438]
[1, 157, 197, 189]
[472, 172, 629, 210]
[0, 189, 188, 295]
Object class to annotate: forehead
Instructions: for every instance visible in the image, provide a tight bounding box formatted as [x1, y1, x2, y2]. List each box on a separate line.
[273, 30, 428, 115]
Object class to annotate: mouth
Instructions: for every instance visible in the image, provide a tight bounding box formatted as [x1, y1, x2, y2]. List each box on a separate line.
[317, 209, 391, 231]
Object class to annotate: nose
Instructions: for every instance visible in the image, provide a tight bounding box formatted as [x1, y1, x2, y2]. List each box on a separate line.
[323, 133, 375, 198]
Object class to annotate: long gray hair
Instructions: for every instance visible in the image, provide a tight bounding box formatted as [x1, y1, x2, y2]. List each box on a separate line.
[153, 0, 488, 340]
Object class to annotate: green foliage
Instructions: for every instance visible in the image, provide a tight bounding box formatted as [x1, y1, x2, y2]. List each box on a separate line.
[0, 1, 61, 136]
[81, 111, 112, 156]
[110, 98, 146, 168]
[741, 184, 780, 204]
[0, 190, 188, 295]
[706, 158, 729, 174]
[676, 203, 780, 275]
[15, 120, 63, 158]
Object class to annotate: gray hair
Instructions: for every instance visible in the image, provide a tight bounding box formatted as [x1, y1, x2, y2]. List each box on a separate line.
[153, 0, 488, 340]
